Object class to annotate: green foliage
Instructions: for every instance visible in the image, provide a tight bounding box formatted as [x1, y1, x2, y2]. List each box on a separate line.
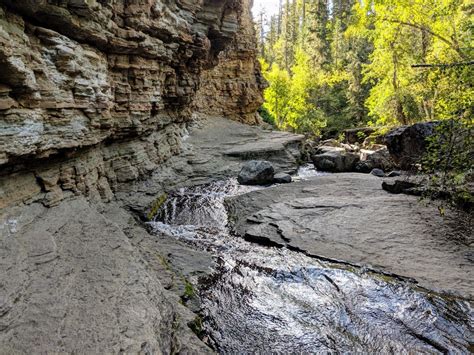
[258, 0, 472, 136]
[422, 116, 473, 209]
[356, 131, 367, 141]
[353, 0, 473, 125]
[188, 316, 204, 338]
[258, 105, 276, 126]
[147, 193, 168, 221]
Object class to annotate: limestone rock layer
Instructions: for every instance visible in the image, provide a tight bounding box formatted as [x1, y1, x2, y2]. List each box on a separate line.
[0, 0, 263, 208]
[194, 0, 266, 124]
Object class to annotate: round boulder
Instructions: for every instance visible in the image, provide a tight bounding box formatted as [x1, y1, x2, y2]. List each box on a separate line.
[311, 146, 360, 172]
[370, 168, 385, 177]
[238, 160, 275, 185]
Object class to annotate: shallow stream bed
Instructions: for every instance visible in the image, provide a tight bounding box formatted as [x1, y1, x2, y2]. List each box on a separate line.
[148, 174, 473, 353]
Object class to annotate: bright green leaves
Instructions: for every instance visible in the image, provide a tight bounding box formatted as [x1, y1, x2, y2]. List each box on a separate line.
[261, 51, 326, 135]
[352, 0, 473, 125]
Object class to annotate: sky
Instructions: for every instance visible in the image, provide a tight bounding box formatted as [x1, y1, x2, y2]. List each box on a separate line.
[251, 0, 280, 19]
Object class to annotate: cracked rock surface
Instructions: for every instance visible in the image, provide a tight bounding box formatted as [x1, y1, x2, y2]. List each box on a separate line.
[226, 173, 473, 298]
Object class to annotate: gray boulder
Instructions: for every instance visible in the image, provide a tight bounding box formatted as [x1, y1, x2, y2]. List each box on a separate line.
[273, 173, 292, 184]
[355, 147, 394, 173]
[238, 160, 275, 185]
[382, 179, 422, 195]
[311, 146, 360, 172]
[385, 122, 439, 169]
[370, 168, 385, 177]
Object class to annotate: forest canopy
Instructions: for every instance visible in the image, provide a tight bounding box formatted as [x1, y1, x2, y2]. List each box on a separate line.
[255, 0, 473, 136]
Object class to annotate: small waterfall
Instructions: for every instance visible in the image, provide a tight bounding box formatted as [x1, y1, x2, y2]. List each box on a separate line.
[147, 178, 473, 353]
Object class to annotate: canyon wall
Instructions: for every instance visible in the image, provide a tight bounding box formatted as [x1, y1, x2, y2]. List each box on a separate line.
[0, 1, 265, 352]
[193, 0, 266, 124]
[0, 0, 263, 209]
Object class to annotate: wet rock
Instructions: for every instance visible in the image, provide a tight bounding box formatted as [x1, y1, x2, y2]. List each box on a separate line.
[385, 122, 439, 169]
[311, 146, 360, 172]
[370, 168, 385, 177]
[387, 171, 402, 177]
[0, 199, 210, 354]
[382, 179, 422, 195]
[273, 173, 292, 184]
[226, 174, 473, 298]
[238, 160, 275, 185]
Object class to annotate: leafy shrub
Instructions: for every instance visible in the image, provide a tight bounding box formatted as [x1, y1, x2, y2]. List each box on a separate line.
[422, 117, 473, 210]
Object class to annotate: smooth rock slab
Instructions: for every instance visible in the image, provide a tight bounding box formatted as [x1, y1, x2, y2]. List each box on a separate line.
[0, 198, 209, 354]
[225, 173, 473, 298]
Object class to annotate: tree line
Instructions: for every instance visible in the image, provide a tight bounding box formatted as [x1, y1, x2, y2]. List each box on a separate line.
[255, 0, 473, 137]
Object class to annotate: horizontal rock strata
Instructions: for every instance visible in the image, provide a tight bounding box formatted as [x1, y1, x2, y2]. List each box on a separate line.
[0, 0, 269, 352]
[0, 0, 265, 209]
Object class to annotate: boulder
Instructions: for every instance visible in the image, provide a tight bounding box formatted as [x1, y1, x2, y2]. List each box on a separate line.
[370, 168, 385, 177]
[238, 160, 275, 185]
[382, 179, 422, 195]
[355, 147, 394, 173]
[273, 173, 292, 184]
[385, 122, 439, 169]
[311, 146, 360, 173]
[344, 127, 377, 144]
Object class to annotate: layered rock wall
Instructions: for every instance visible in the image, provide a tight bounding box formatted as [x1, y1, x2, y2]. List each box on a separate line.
[194, 0, 266, 124]
[0, 1, 265, 352]
[0, 0, 263, 208]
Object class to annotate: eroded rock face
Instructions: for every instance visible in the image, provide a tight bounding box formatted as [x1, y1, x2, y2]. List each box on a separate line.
[0, 1, 269, 351]
[193, 0, 266, 124]
[0, 0, 263, 209]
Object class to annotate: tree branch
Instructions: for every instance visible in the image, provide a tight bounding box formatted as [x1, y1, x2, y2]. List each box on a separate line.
[412, 61, 474, 68]
[382, 18, 466, 58]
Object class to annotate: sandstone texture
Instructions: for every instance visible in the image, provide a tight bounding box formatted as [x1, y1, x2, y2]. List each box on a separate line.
[1, 114, 304, 352]
[0, 199, 211, 354]
[226, 174, 473, 298]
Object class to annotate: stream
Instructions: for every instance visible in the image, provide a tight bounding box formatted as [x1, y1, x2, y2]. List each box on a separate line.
[148, 170, 473, 353]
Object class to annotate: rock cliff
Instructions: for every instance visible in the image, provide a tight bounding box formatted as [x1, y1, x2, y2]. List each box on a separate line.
[193, 0, 266, 124]
[0, 1, 270, 352]
[0, 0, 263, 209]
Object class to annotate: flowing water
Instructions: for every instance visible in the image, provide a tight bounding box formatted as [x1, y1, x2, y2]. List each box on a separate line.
[148, 173, 473, 353]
